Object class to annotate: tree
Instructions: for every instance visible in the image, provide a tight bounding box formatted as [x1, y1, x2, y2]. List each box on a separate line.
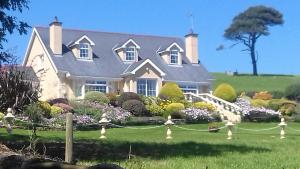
[0, 0, 30, 65]
[224, 5, 283, 75]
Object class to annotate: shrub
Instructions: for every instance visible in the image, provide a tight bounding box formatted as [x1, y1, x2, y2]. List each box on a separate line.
[285, 83, 300, 101]
[117, 92, 141, 107]
[47, 98, 69, 105]
[142, 96, 164, 116]
[122, 99, 147, 116]
[39, 101, 51, 118]
[53, 103, 74, 113]
[85, 91, 109, 104]
[181, 108, 221, 123]
[213, 83, 237, 102]
[252, 91, 272, 100]
[268, 99, 297, 116]
[0, 112, 4, 121]
[106, 93, 118, 106]
[158, 82, 184, 102]
[279, 104, 296, 116]
[165, 103, 185, 118]
[251, 99, 269, 108]
[194, 102, 216, 112]
[270, 91, 285, 99]
[50, 105, 63, 117]
[24, 103, 44, 136]
[0, 67, 39, 113]
[268, 99, 282, 111]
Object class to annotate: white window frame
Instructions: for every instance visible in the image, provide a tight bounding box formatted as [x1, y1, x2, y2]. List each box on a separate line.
[179, 84, 198, 94]
[79, 43, 89, 58]
[84, 80, 108, 94]
[137, 79, 157, 96]
[170, 50, 179, 64]
[125, 46, 136, 61]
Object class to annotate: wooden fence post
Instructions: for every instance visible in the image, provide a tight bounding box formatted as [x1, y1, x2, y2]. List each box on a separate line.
[65, 112, 73, 163]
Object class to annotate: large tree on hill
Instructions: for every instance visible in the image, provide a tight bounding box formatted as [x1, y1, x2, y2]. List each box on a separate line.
[0, 0, 30, 66]
[224, 5, 283, 76]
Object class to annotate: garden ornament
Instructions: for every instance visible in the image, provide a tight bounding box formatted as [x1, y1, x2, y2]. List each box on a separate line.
[278, 118, 287, 139]
[4, 108, 15, 134]
[226, 121, 234, 140]
[164, 115, 174, 139]
[99, 113, 110, 139]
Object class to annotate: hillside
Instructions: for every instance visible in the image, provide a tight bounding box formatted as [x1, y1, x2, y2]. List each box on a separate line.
[212, 73, 300, 92]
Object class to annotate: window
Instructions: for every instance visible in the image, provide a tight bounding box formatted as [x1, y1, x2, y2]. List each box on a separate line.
[85, 80, 107, 93]
[125, 46, 135, 61]
[79, 43, 89, 58]
[137, 79, 157, 96]
[179, 84, 198, 94]
[170, 50, 178, 64]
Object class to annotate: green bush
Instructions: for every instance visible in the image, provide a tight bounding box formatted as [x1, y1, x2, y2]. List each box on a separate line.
[285, 83, 300, 101]
[0, 112, 4, 121]
[164, 103, 185, 118]
[270, 91, 285, 99]
[251, 99, 269, 108]
[268, 99, 282, 111]
[213, 83, 237, 102]
[106, 93, 118, 106]
[194, 102, 216, 112]
[117, 92, 141, 107]
[142, 96, 164, 116]
[122, 99, 147, 116]
[50, 105, 63, 117]
[158, 82, 184, 102]
[39, 101, 52, 118]
[85, 91, 109, 104]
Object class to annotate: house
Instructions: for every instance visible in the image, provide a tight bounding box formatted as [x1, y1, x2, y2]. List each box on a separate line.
[23, 17, 213, 101]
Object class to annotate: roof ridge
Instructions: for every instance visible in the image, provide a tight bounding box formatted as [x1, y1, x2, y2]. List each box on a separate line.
[35, 26, 183, 40]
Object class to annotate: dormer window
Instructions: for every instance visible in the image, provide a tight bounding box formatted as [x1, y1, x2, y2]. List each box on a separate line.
[170, 50, 179, 64]
[125, 46, 136, 61]
[79, 43, 89, 58]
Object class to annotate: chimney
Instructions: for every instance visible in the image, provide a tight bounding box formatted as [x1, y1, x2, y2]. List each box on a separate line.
[185, 30, 199, 64]
[49, 16, 62, 55]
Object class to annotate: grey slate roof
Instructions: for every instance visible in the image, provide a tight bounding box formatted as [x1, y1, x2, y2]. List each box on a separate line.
[35, 27, 212, 83]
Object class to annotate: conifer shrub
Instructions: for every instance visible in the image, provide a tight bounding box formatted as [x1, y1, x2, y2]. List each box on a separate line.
[158, 82, 184, 102]
[213, 83, 237, 102]
[85, 91, 110, 104]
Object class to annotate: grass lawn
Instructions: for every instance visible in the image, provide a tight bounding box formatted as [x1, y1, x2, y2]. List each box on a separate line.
[212, 73, 300, 92]
[1, 122, 300, 168]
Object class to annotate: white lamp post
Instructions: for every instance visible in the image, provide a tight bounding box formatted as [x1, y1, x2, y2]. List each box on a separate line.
[278, 118, 287, 139]
[4, 108, 15, 134]
[164, 115, 174, 139]
[226, 121, 234, 140]
[99, 113, 110, 139]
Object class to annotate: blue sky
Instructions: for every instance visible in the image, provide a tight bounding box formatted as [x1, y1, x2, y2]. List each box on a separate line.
[3, 0, 300, 74]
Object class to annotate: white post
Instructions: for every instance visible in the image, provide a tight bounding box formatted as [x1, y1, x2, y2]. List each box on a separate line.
[164, 115, 174, 139]
[4, 108, 15, 134]
[99, 113, 110, 139]
[278, 118, 287, 139]
[226, 121, 234, 140]
[65, 112, 73, 163]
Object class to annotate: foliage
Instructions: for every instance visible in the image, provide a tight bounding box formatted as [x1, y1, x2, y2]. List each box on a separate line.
[213, 83, 237, 102]
[224, 5, 283, 75]
[50, 105, 63, 117]
[181, 108, 221, 123]
[165, 103, 185, 118]
[39, 101, 51, 118]
[117, 92, 141, 107]
[252, 91, 272, 100]
[0, 67, 39, 113]
[122, 99, 147, 116]
[279, 104, 296, 116]
[141, 96, 164, 116]
[53, 103, 74, 113]
[270, 90, 285, 99]
[0, 0, 30, 65]
[251, 99, 269, 108]
[24, 102, 44, 136]
[235, 97, 280, 122]
[158, 82, 184, 102]
[285, 83, 300, 101]
[85, 91, 110, 104]
[0, 112, 4, 121]
[47, 98, 69, 105]
[193, 102, 216, 112]
[106, 93, 118, 106]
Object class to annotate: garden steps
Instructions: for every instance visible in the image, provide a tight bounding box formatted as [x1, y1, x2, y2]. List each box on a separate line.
[184, 93, 241, 123]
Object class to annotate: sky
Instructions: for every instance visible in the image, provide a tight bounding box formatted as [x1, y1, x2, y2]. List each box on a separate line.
[3, 0, 300, 74]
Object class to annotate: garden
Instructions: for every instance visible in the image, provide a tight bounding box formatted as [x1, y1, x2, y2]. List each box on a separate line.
[1, 68, 300, 169]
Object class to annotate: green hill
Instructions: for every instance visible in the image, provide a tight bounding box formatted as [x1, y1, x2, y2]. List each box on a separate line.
[212, 73, 300, 93]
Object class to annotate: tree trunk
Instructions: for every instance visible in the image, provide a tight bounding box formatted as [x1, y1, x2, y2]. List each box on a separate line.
[250, 36, 258, 76]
